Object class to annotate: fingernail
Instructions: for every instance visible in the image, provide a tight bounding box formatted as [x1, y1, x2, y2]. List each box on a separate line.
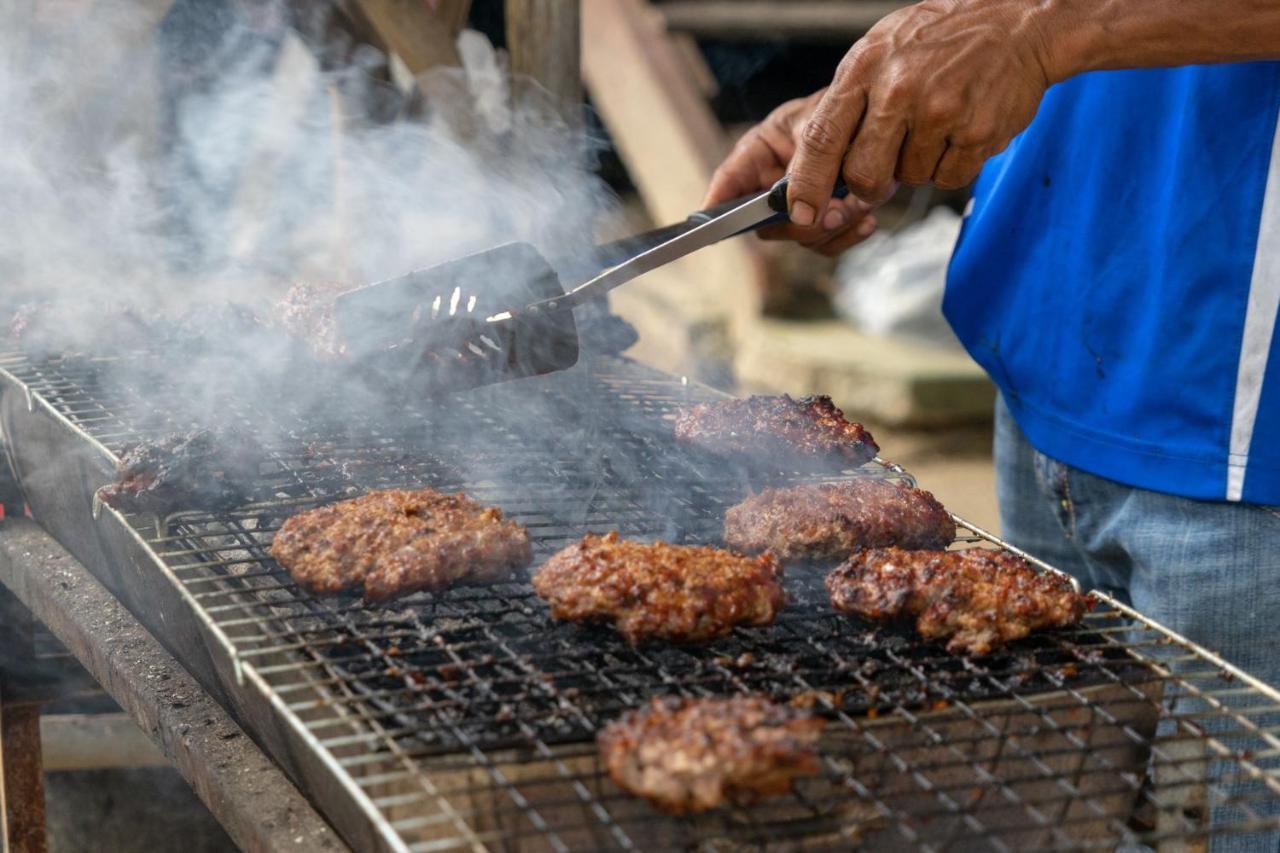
[857, 217, 877, 237]
[822, 207, 846, 230]
[791, 201, 816, 227]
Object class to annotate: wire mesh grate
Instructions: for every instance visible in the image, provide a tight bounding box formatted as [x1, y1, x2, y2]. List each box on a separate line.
[4, 350, 1280, 851]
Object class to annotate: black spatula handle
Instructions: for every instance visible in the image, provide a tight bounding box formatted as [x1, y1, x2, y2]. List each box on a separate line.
[588, 176, 848, 270]
[686, 174, 793, 225]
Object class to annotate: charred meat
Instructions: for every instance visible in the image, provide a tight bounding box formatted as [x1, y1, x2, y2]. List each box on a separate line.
[274, 281, 345, 361]
[598, 695, 825, 814]
[98, 428, 263, 513]
[826, 547, 1087, 656]
[674, 395, 878, 470]
[725, 479, 954, 562]
[532, 532, 784, 644]
[270, 488, 532, 603]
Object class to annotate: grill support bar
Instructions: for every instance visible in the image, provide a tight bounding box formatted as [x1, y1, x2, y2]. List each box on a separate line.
[0, 518, 343, 853]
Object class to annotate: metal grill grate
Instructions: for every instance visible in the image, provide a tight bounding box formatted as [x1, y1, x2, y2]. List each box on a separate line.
[4, 350, 1280, 852]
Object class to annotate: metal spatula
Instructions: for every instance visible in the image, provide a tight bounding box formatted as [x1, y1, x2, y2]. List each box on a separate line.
[334, 176, 841, 394]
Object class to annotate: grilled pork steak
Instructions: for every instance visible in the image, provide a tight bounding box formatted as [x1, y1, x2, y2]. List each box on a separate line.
[271, 488, 532, 602]
[532, 532, 784, 644]
[98, 428, 263, 513]
[725, 479, 954, 562]
[826, 547, 1087, 656]
[674, 394, 878, 470]
[598, 695, 825, 814]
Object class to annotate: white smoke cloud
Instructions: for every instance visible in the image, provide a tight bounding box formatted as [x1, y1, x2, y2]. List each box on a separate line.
[0, 0, 615, 316]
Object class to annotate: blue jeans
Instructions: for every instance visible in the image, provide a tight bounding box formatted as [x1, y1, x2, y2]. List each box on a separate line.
[995, 395, 1280, 851]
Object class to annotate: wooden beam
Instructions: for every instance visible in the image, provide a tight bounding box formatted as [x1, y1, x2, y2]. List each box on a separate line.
[505, 0, 581, 117]
[583, 0, 766, 371]
[583, 0, 727, 226]
[352, 0, 472, 75]
[658, 0, 910, 41]
[293, 1, 393, 72]
[670, 31, 718, 99]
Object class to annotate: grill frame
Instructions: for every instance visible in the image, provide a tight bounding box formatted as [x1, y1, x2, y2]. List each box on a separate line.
[4, 351, 1280, 852]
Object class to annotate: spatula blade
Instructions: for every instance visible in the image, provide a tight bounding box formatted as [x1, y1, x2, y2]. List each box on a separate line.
[334, 241, 579, 393]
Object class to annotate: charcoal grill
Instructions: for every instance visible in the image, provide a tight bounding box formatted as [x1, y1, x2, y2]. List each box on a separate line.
[3, 349, 1280, 852]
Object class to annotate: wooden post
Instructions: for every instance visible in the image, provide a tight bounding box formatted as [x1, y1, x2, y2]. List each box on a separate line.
[0, 590, 46, 853]
[353, 0, 473, 74]
[0, 705, 45, 853]
[582, 0, 767, 376]
[505, 0, 582, 118]
[582, 0, 728, 226]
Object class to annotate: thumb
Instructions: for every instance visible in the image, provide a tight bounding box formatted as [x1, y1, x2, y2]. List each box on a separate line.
[787, 87, 865, 226]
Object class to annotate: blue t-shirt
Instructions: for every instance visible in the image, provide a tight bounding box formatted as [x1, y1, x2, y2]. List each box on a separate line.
[945, 64, 1280, 503]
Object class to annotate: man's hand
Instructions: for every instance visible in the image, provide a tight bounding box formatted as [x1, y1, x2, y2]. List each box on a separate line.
[787, 0, 1055, 224]
[708, 0, 1280, 241]
[703, 91, 881, 257]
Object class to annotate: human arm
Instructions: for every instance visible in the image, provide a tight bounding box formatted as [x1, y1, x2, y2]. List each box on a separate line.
[782, 0, 1280, 225]
[703, 90, 881, 257]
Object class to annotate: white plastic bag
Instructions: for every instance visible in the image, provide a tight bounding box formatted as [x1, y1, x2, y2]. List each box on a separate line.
[833, 206, 964, 348]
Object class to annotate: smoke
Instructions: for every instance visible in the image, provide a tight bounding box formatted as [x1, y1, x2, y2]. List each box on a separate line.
[0, 0, 614, 314]
[0, 0, 731, 548]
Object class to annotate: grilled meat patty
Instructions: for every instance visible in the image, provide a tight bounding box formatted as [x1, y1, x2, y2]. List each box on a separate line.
[724, 479, 954, 561]
[674, 394, 878, 470]
[532, 532, 784, 644]
[598, 695, 825, 814]
[826, 547, 1087, 656]
[270, 488, 532, 603]
[98, 428, 263, 513]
